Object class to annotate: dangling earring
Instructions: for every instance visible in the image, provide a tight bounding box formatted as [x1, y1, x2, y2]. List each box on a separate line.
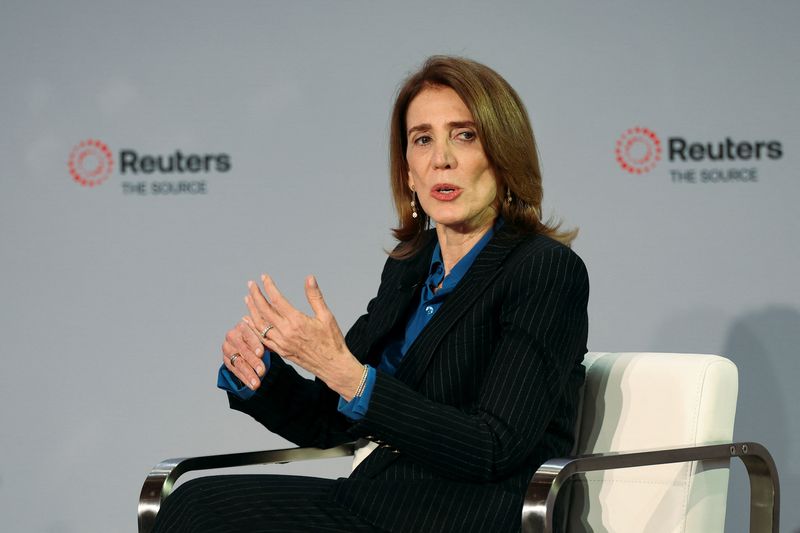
[505, 188, 513, 206]
[410, 186, 418, 218]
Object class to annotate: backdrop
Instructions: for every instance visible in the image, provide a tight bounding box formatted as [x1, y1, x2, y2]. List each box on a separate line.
[1, 1, 798, 531]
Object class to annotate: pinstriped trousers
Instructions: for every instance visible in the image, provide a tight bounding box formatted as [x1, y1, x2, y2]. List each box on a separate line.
[151, 475, 385, 533]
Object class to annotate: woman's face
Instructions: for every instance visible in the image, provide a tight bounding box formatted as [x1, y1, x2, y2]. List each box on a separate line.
[405, 86, 498, 234]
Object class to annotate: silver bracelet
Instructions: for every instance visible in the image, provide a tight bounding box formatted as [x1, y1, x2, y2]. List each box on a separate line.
[354, 364, 369, 398]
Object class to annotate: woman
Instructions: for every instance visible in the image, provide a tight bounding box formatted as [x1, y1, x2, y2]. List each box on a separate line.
[154, 56, 588, 532]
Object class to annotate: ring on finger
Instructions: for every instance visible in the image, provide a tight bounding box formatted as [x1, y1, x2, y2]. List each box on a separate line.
[260, 324, 274, 339]
[229, 353, 241, 367]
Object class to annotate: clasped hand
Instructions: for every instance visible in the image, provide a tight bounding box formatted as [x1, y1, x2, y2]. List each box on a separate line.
[221, 274, 363, 400]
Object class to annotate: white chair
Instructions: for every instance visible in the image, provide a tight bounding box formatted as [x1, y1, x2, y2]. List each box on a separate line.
[523, 352, 779, 532]
[139, 352, 780, 532]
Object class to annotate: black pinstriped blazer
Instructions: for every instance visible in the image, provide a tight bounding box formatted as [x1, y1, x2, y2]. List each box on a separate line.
[228, 224, 589, 532]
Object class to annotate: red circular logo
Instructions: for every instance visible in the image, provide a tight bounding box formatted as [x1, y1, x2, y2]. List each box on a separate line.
[68, 139, 114, 187]
[615, 127, 661, 174]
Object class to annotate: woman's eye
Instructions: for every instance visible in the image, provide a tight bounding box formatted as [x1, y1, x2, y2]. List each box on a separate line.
[414, 135, 432, 146]
[456, 130, 476, 141]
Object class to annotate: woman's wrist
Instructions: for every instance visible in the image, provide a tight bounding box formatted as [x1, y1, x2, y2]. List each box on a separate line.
[353, 364, 369, 398]
[335, 356, 368, 402]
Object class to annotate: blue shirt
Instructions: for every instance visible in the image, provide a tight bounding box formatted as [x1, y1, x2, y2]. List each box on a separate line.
[218, 220, 501, 418]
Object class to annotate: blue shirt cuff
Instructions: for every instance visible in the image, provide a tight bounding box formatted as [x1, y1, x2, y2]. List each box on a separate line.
[337, 365, 377, 420]
[217, 353, 271, 401]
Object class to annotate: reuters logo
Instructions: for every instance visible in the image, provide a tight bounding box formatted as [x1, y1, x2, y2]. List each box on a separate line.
[68, 139, 114, 187]
[615, 127, 662, 174]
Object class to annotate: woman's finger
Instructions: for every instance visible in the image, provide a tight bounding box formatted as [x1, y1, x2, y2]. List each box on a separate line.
[242, 305, 279, 348]
[243, 315, 286, 354]
[263, 338, 286, 358]
[242, 315, 265, 342]
[261, 274, 296, 317]
[304, 275, 331, 318]
[247, 281, 284, 328]
[222, 335, 261, 391]
[236, 320, 266, 376]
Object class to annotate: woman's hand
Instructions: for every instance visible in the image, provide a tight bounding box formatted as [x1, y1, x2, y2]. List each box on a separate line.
[243, 274, 364, 401]
[221, 319, 267, 391]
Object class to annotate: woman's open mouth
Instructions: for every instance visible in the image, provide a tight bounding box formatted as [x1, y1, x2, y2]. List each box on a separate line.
[430, 184, 463, 201]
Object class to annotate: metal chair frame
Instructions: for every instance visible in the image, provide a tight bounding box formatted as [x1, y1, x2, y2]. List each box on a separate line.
[138, 440, 779, 533]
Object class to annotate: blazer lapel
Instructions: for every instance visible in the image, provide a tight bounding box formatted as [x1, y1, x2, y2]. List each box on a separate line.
[394, 226, 524, 388]
[357, 234, 436, 364]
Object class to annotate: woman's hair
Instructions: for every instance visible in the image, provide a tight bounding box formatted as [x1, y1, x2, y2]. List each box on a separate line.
[389, 55, 577, 258]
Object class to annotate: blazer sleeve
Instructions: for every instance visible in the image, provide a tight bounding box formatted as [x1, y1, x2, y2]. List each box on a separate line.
[349, 244, 589, 482]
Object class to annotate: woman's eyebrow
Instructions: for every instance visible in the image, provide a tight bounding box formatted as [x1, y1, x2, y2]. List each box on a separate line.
[407, 123, 431, 137]
[407, 121, 476, 137]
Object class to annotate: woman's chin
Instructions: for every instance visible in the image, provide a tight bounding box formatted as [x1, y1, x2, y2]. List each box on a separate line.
[431, 218, 485, 234]
[427, 212, 464, 230]
[429, 209, 496, 233]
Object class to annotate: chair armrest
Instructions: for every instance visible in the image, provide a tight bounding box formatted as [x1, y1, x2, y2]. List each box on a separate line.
[138, 442, 356, 533]
[521, 441, 779, 533]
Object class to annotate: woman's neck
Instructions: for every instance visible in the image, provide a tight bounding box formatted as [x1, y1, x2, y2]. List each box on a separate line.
[435, 218, 496, 276]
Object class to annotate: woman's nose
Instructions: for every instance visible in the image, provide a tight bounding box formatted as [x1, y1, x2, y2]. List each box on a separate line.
[431, 140, 456, 170]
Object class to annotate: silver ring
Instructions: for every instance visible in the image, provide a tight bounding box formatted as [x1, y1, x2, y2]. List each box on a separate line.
[229, 353, 241, 367]
[260, 325, 274, 339]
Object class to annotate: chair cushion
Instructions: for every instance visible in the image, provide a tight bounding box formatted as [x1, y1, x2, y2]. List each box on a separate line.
[566, 352, 738, 533]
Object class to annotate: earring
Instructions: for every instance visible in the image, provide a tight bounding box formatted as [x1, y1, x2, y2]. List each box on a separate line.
[411, 192, 418, 219]
[505, 188, 512, 205]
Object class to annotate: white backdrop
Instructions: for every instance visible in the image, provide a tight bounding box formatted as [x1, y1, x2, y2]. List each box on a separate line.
[1, 1, 798, 531]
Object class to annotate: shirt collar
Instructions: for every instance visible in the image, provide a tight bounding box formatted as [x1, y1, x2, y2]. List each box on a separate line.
[427, 217, 504, 291]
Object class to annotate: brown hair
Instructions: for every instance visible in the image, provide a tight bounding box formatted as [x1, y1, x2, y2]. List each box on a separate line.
[389, 55, 577, 258]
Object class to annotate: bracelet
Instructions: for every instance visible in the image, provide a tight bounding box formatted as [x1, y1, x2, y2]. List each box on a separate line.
[354, 364, 369, 398]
